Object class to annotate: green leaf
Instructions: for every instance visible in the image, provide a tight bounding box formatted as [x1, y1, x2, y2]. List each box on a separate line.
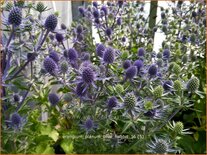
[35, 143, 54, 154]
[60, 139, 74, 153]
[121, 121, 133, 134]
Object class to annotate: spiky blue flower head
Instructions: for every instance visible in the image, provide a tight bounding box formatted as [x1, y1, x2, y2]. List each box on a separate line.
[76, 82, 87, 97]
[49, 51, 59, 63]
[124, 92, 137, 110]
[105, 27, 113, 37]
[81, 52, 90, 61]
[186, 77, 199, 93]
[82, 67, 95, 84]
[163, 80, 173, 91]
[83, 118, 96, 132]
[5, 2, 13, 11]
[93, 9, 99, 18]
[122, 37, 126, 42]
[11, 113, 21, 127]
[48, 93, 59, 106]
[103, 47, 115, 64]
[107, 2, 111, 6]
[118, 0, 124, 7]
[8, 7, 22, 26]
[101, 5, 108, 15]
[77, 34, 84, 42]
[161, 12, 166, 19]
[137, 47, 145, 57]
[157, 52, 162, 59]
[36, 2, 45, 13]
[192, 11, 197, 18]
[157, 59, 163, 67]
[94, 18, 100, 24]
[61, 23, 66, 30]
[125, 66, 137, 79]
[49, 34, 54, 40]
[60, 61, 69, 73]
[68, 48, 78, 62]
[148, 64, 157, 76]
[96, 43, 105, 57]
[44, 14, 58, 31]
[76, 24, 83, 34]
[117, 17, 122, 25]
[134, 60, 143, 72]
[123, 60, 131, 69]
[163, 49, 170, 60]
[92, 1, 98, 8]
[55, 33, 64, 42]
[147, 137, 176, 154]
[43, 57, 57, 74]
[107, 96, 118, 110]
[13, 94, 20, 102]
[78, 7, 85, 16]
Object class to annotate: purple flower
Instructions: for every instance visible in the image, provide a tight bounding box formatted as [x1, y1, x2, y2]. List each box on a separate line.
[101, 5, 108, 15]
[125, 66, 137, 79]
[81, 118, 97, 133]
[49, 34, 54, 40]
[93, 9, 99, 18]
[77, 34, 84, 42]
[8, 7, 22, 26]
[122, 37, 126, 42]
[163, 80, 173, 91]
[107, 2, 111, 6]
[78, 7, 85, 16]
[163, 49, 170, 60]
[82, 67, 95, 84]
[94, 18, 100, 24]
[192, 11, 197, 18]
[48, 93, 59, 106]
[13, 94, 20, 102]
[76, 25, 83, 34]
[103, 47, 115, 64]
[137, 47, 145, 57]
[105, 27, 113, 37]
[107, 96, 118, 111]
[11, 113, 21, 127]
[61, 23, 66, 30]
[123, 60, 131, 69]
[117, 17, 122, 25]
[93, 1, 98, 8]
[148, 64, 157, 76]
[68, 48, 78, 62]
[76, 82, 87, 97]
[49, 51, 59, 63]
[44, 14, 58, 31]
[81, 52, 90, 61]
[43, 57, 57, 74]
[55, 33, 64, 42]
[96, 43, 105, 57]
[134, 60, 143, 72]
[118, 0, 124, 7]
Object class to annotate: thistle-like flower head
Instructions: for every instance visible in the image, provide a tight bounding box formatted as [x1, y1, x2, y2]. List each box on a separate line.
[8, 7, 22, 26]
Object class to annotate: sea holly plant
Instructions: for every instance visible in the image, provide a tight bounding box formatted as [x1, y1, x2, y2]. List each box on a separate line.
[1, 1, 206, 154]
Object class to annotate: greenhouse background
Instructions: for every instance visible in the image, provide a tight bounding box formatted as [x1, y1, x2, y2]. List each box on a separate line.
[1, 0, 206, 154]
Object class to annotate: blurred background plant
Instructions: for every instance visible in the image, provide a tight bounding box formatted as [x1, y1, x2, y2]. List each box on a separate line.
[1, 0, 206, 154]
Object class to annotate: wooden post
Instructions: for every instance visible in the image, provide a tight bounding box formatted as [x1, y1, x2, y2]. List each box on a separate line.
[149, 1, 158, 39]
